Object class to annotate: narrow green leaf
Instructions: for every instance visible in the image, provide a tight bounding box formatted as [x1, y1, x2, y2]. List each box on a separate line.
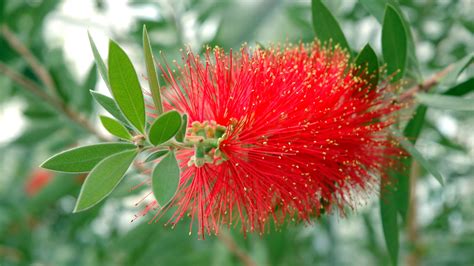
[90, 91, 129, 126]
[175, 114, 188, 142]
[148, 110, 182, 146]
[311, 0, 350, 51]
[355, 44, 379, 90]
[108, 40, 146, 133]
[443, 77, 474, 96]
[361, 0, 422, 82]
[88, 32, 110, 90]
[41, 143, 136, 173]
[380, 178, 399, 266]
[393, 129, 445, 185]
[396, 106, 427, 221]
[403, 106, 428, 142]
[143, 25, 163, 114]
[13, 122, 61, 146]
[79, 64, 98, 114]
[100, 116, 132, 141]
[74, 149, 137, 212]
[416, 93, 474, 111]
[382, 4, 408, 82]
[441, 53, 474, 86]
[145, 150, 168, 163]
[152, 151, 180, 206]
[359, 0, 385, 22]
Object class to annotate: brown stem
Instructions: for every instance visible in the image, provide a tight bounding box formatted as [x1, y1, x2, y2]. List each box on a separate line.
[400, 64, 455, 102]
[217, 231, 257, 266]
[406, 160, 420, 266]
[1, 25, 58, 96]
[0, 62, 108, 141]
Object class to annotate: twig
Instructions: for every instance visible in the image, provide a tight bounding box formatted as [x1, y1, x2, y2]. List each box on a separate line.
[0, 62, 108, 141]
[406, 161, 420, 266]
[217, 231, 257, 266]
[1, 25, 58, 96]
[400, 64, 455, 101]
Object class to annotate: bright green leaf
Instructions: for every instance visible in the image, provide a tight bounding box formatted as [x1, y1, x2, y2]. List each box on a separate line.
[175, 114, 188, 142]
[355, 44, 379, 90]
[393, 129, 445, 185]
[41, 143, 136, 173]
[145, 150, 168, 163]
[100, 116, 132, 141]
[90, 91, 129, 126]
[152, 151, 180, 207]
[88, 32, 110, 90]
[74, 149, 137, 212]
[108, 40, 146, 133]
[311, 0, 350, 52]
[380, 178, 399, 266]
[143, 25, 163, 115]
[416, 93, 474, 112]
[382, 4, 408, 82]
[148, 110, 182, 146]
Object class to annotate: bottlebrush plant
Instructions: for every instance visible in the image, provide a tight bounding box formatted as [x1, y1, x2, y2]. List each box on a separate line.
[36, 1, 471, 265]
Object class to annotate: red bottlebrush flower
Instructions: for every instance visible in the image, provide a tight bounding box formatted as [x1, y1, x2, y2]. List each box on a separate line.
[25, 169, 54, 197]
[143, 42, 403, 237]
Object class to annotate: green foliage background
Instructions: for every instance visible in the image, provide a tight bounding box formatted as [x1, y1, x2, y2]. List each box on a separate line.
[0, 0, 473, 265]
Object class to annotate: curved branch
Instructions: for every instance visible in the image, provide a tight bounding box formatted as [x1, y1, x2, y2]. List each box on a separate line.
[217, 231, 257, 266]
[400, 64, 454, 102]
[1, 25, 58, 96]
[0, 62, 108, 141]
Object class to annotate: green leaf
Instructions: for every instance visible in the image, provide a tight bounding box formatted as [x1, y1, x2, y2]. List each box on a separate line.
[416, 93, 474, 112]
[393, 129, 445, 185]
[311, 0, 350, 51]
[395, 106, 427, 222]
[143, 25, 163, 114]
[382, 4, 408, 82]
[355, 44, 379, 90]
[361, 0, 422, 82]
[403, 106, 428, 142]
[380, 178, 399, 266]
[41, 143, 136, 173]
[152, 151, 180, 206]
[90, 91, 129, 126]
[88, 32, 110, 90]
[441, 53, 474, 86]
[100, 116, 132, 141]
[145, 150, 168, 163]
[108, 40, 146, 133]
[443, 77, 474, 96]
[359, 0, 385, 22]
[148, 110, 182, 146]
[79, 64, 98, 114]
[175, 114, 188, 142]
[74, 149, 138, 212]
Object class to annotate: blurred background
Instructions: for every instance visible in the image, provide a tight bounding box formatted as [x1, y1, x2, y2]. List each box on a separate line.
[0, 0, 473, 265]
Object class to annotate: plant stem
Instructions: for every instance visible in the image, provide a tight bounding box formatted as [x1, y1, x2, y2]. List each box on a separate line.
[0, 62, 108, 141]
[1, 25, 58, 96]
[400, 64, 454, 101]
[406, 160, 420, 266]
[217, 231, 257, 266]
